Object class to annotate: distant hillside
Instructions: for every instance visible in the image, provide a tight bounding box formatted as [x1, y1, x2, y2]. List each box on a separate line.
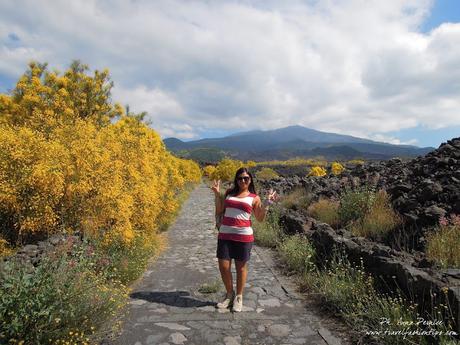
[164, 125, 434, 162]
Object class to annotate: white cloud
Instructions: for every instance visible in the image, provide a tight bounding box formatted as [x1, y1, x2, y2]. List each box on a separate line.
[1, 0, 459, 143]
[112, 85, 184, 121]
[111, 85, 197, 139]
[368, 134, 418, 146]
[0, 46, 46, 78]
[158, 123, 196, 140]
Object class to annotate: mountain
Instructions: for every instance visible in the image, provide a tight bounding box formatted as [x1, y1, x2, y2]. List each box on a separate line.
[164, 125, 434, 162]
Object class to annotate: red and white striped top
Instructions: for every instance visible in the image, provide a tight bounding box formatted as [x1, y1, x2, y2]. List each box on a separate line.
[218, 193, 257, 242]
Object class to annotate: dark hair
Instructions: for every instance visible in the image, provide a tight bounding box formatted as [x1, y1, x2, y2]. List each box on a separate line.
[225, 167, 256, 197]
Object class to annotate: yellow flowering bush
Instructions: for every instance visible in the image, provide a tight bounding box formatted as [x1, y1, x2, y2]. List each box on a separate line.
[203, 165, 217, 178]
[308, 166, 327, 177]
[0, 126, 69, 240]
[245, 160, 257, 168]
[0, 236, 13, 257]
[211, 158, 244, 181]
[331, 162, 345, 175]
[0, 61, 201, 246]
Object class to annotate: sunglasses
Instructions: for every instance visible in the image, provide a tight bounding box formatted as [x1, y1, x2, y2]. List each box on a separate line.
[237, 176, 250, 182]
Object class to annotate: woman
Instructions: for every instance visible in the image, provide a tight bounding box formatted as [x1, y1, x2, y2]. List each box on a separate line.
[211, 167, 277, 312]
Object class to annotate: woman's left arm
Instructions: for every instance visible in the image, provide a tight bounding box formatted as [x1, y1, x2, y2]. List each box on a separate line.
[253, 196, 269, 222]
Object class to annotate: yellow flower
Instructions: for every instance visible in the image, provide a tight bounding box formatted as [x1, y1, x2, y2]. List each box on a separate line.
[308, 166, 327, 177]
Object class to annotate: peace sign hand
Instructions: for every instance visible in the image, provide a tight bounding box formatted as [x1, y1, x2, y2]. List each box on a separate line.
[264, 188, 278, 207]
[211, 180, 221, 196]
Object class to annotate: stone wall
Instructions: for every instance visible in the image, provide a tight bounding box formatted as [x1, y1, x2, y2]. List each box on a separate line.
[0, 234, 80, 271]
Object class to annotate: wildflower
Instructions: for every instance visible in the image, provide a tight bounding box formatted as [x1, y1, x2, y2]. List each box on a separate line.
[439, 216, 449, 226]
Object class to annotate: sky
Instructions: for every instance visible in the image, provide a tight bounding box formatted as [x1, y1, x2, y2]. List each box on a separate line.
[1, 0, 459, 148]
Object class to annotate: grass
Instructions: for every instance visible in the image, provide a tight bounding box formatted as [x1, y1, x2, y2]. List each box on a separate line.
[307, 198, 340, 228]
[255, 167, 279, 181]
[254, 209, 457, 345]
[349, 190, 401, 241]
[306, 187, 400, 240]
[426, 215, 460, 268]
[280, 188, 313, 212]
[278, 234, 315, 274]
[198, 279, 222, 294]
[253, 206, 283, 248]
[301, 251, 457, 345]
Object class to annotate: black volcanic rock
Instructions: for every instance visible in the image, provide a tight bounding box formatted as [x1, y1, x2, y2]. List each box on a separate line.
[260, 136, 460, 250]
[257, 138, 460, 332]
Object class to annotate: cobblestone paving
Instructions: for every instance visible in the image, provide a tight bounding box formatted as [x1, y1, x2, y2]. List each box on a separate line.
[108, 183, 351, 345]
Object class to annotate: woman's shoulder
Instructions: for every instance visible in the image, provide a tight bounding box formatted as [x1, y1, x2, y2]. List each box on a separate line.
[224, 188, 233, 198]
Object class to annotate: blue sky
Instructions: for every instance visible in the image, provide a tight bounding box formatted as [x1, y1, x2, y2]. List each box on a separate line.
[1, 0, 459, 148]
[421, 0, 460, 32]
[399, 0, 460, 147]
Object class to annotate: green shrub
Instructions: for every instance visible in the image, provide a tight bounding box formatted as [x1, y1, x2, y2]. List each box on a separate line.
[100, 231, 164, 284]
[426, 215, 460, 268]
[253, 207, 283, 248]
[0, 241, 126, 345]
[278, 234, 315, 273]
[338, 186, 376, 225]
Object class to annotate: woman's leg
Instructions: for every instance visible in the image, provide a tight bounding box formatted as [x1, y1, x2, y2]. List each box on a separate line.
[218, 258, 233, 295]
[235, 260, 248, 295]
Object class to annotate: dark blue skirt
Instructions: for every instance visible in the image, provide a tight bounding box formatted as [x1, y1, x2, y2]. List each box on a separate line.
[216, 239, 253, 262]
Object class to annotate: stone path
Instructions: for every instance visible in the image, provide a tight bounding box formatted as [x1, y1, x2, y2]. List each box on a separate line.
[106, 183, 351, 345]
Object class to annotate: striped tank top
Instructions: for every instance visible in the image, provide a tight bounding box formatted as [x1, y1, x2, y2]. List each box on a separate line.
[218, 193, 257, 243]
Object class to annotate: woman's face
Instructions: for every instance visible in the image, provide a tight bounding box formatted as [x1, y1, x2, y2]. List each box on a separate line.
[236, 173, 251, 189]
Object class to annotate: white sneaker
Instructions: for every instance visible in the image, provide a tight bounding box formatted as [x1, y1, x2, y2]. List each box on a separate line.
[216, 292, 234, 309]
[232, 294, 243, 312]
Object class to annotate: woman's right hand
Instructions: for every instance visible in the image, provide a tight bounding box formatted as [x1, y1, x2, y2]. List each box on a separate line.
[211, 180, 220, 196]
